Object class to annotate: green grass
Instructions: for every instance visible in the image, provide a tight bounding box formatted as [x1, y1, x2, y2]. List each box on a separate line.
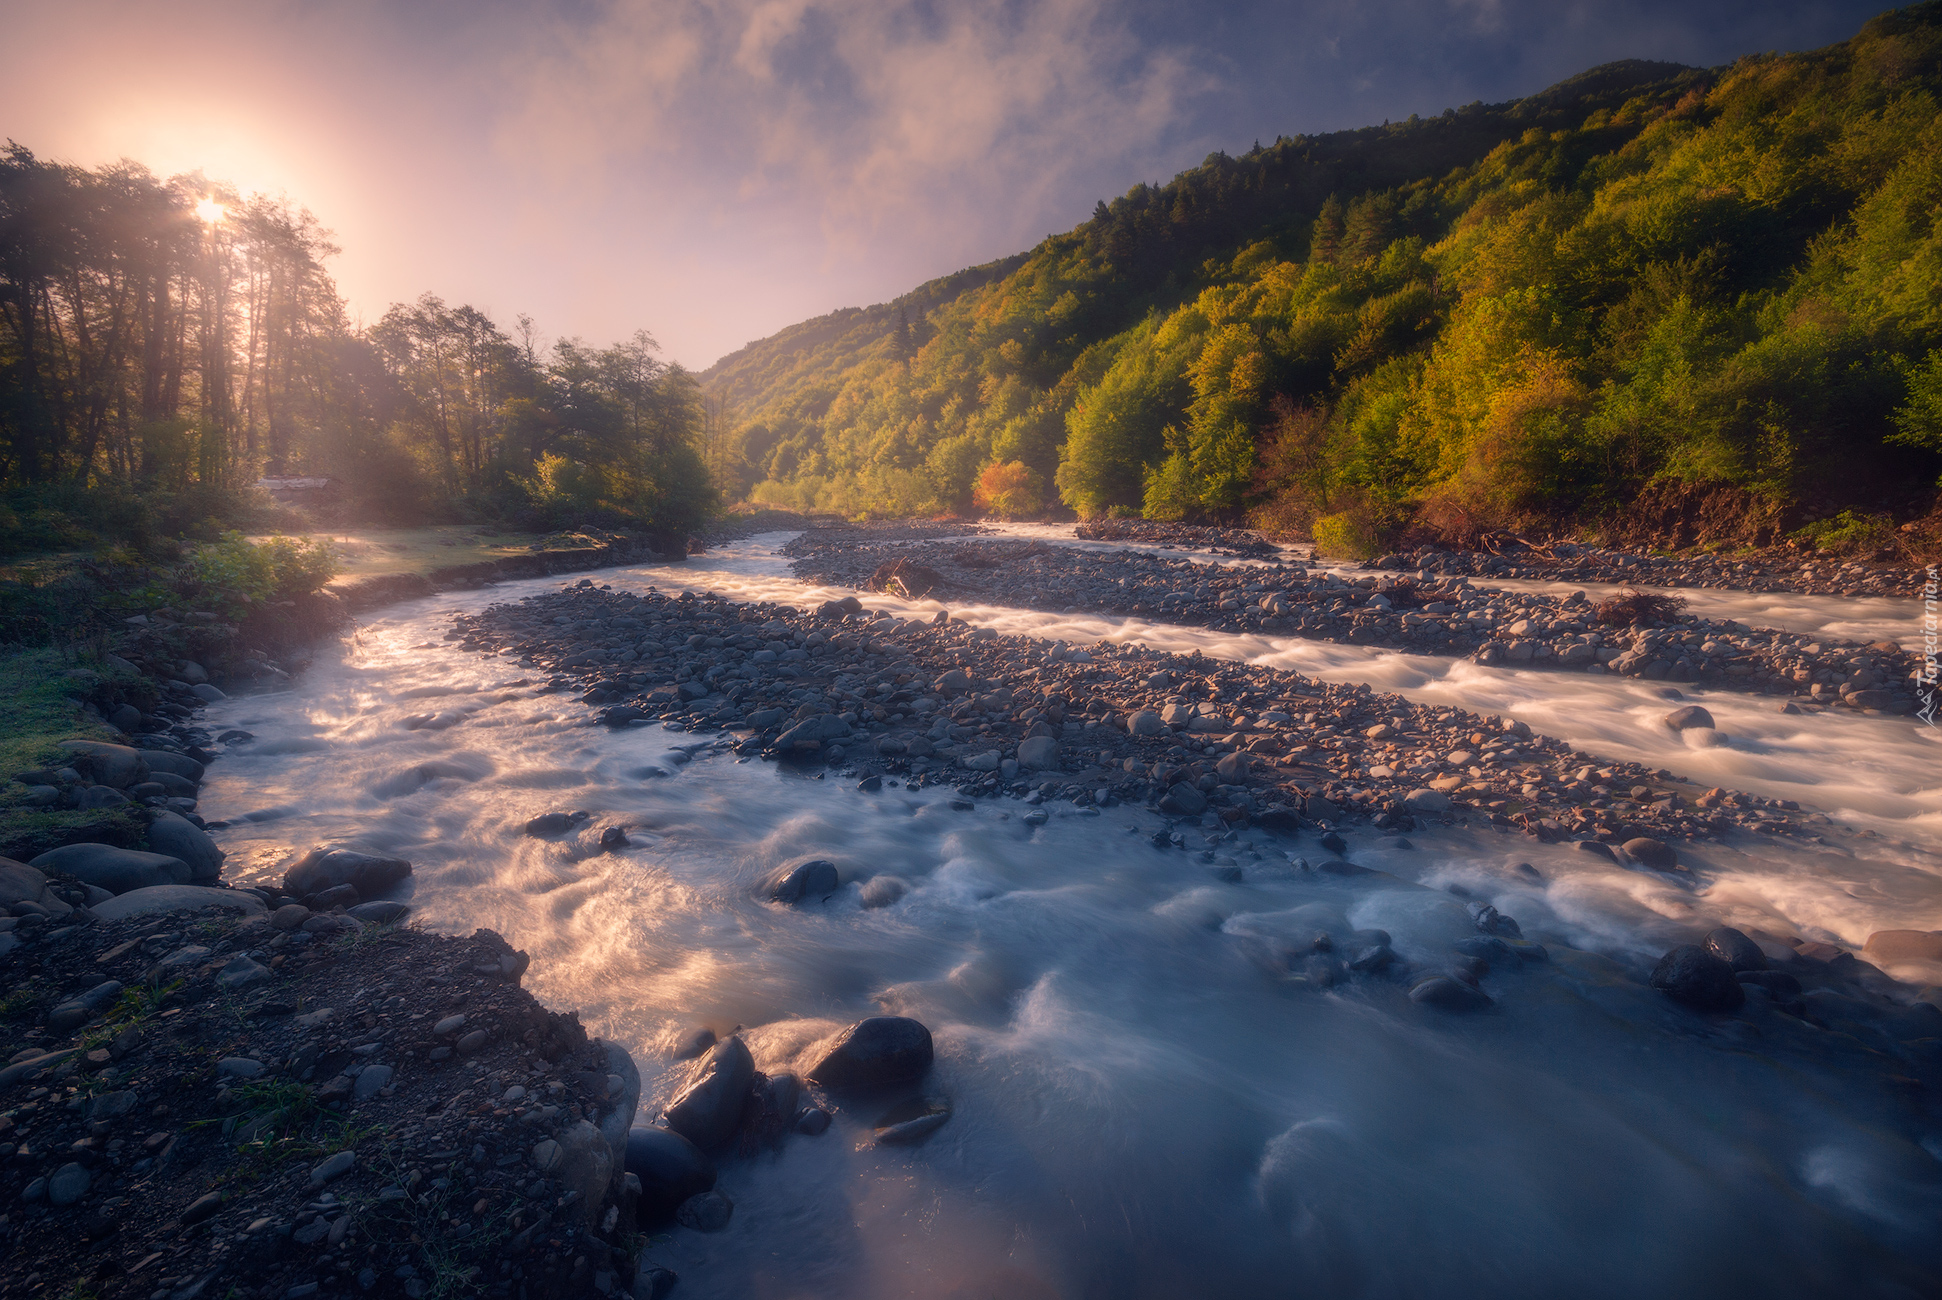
[0, 645, 149, 861]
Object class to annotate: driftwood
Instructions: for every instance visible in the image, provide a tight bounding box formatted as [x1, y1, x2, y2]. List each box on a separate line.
[867, 557, 948, 600]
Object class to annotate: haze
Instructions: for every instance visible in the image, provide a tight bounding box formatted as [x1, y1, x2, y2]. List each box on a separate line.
[1, 0, 1887, 368]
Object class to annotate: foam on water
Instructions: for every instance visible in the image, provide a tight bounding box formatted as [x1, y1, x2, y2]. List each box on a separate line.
[189, 540, 1942, 1296]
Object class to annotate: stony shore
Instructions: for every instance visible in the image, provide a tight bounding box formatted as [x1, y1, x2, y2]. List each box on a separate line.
[1373, 538, 1930, 598]
[447, 578, 1839, 858]
[783, 530, 1922, 711]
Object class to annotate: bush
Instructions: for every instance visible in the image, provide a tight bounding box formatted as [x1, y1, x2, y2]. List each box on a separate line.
[177, 532, 338, 619]
[972, 461, 1043, 518]
[1792, 509, 1895, 555]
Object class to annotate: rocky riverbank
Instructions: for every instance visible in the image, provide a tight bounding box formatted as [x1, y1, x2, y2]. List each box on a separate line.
[443, 577, 1850, 862]
[1369, 539, 1929, 598]
[0, 869, 655, 1300]
[783, 535, 1923, 712]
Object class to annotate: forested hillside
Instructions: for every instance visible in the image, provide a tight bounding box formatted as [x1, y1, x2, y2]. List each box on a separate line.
[705, 4, 1942, 550]
[0, 149, 712, 555]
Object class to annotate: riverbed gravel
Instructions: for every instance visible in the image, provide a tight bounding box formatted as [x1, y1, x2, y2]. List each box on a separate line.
[783, 533, 1922, 711]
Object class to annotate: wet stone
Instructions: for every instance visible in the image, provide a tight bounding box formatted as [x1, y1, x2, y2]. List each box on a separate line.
[1650, 945, 1746, 1012]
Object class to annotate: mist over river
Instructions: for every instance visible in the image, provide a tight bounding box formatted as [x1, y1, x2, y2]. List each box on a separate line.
[195, 533, 1942, 1298]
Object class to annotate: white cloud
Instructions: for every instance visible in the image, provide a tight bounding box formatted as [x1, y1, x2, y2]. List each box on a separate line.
[496, 0, 1215, 263]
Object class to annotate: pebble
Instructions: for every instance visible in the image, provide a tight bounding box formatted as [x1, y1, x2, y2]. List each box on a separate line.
[47, 1162, 90, 1206]
[310, 1150, 356, 1187]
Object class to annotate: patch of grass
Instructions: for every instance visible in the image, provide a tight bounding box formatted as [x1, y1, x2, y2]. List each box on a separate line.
[215, 1080, 387, 1183]
[0, 976, 57, 1023]
[0, 645, 143, 859]
[1792, 509, 1896, 556]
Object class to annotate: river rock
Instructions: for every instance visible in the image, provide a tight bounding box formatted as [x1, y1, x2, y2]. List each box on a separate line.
[47, 1162, 90, 1207]
[347, 900, 410, 925]
[217, 955, 274, 991]
[353, 1064, 393, 1101]
[1621, 838, 1680, 872]
[767, 858, 839, 905]
[1703, 927, 1767, 972]
[1125, 709, 1164, 736]
[1016, 736, 1058, 770]
[663, 1036, 754, 1151]
[674, 1190, 733, 1232]
[1663, 705, 1716, 732]
[1158, 783, 1207, 816]
[145, 811, 224, 881]
[29, 844, 190, 894]
[775, 714, 851, 749]
[139, 750, 205, 782]
[56, 741, 146, 789]
[553, 1119, 616, 1223]
[47, 981, 123, 1034]
[1403, 788, 1451, 813]
[1649, 945, 1745, 1011]
[285, 847, 412, 900]
[873, 1096, 952, 1145]
[1409, 976, 1492, 1011]
[625, 1125, 718, 1220]
[859, 876, 908, 908]
[1861, 930, 1942, 967]
[807, 1016, 933, 1090]
[91, 885, 265, 922]
[310, 1150, 356, 1187]
[0, 860, 49, 907]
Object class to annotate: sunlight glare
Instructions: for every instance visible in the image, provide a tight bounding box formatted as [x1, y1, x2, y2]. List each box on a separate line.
[195, 197, 226, 224]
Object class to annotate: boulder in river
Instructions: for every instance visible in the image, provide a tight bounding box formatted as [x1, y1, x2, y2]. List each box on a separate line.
[807, 1016, 933, 1090]
[145, 810, 224, 881]
[663, 1036, 754, 1152]
[29, 843, 190, 894]
[1861, 930, 1942, 969]
[1409, 976, 1492, 1011]
[285, 846, 413, 900]
[139, 749, 205, 782]
[1703, 927, 1767, 972]
[1663, 705, 1716, 732]
[767, 858, 839, 904]
[1621, 838, 1681, 872]
[1649, 945, 1745, 1011]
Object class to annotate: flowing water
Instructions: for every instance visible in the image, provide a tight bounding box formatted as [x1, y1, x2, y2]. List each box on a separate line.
[196, 534, 1942, 1298]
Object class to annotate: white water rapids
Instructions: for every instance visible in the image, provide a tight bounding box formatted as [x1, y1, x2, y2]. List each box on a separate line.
[195, 533, 1942, 1297]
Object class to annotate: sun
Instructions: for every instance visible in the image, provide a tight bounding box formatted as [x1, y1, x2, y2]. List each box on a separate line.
[195, 197, 226, 224]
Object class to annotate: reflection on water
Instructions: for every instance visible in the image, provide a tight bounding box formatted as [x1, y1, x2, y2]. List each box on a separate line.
[190, 536, 1942, 1297]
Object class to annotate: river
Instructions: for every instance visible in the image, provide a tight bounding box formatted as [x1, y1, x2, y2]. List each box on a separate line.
[195, 532, 1942, 1298]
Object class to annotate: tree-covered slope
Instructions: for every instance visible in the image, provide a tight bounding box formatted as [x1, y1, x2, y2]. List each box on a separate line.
[702, 5, 1942, 546]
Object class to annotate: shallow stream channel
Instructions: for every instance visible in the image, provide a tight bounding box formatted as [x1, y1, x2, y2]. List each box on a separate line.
[198, 532, 1942, 1299]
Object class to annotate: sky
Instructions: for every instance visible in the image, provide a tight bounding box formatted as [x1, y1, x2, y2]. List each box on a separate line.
[0, 0, 1896, 370]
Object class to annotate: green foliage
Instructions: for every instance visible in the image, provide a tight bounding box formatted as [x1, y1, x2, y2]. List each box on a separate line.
[706, 8, 1942, 530]
[1792, 509, 1897, 552]
[177, 532, 338, 619]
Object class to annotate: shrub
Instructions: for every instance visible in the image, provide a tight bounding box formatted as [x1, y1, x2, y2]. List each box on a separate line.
[1791, 509, 1894, 555]
[972, 461, 1043, 518]
[1312, 510, 1383, 559]
[177, 532, 337, 619]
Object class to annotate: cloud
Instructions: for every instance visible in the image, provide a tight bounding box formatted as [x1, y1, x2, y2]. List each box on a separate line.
[496, 0, 1215, 263]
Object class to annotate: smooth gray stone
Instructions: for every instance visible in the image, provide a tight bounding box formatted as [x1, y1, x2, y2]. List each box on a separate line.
[625, 1125, 717, 1219]
[285, 846, 412, 899]
[90, 885, 264, 922]
[1650, 945, 1746, 1011]
[28, 844, 190, 895]
[767, 859, 839, 905]
[145, 811, 224, 881]
[354, 1064, 393, 1101]
[663, 1036, 754, 1152]
[807, 1016, 933, 1090]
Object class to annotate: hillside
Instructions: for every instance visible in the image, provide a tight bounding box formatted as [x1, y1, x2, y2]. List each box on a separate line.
[701, 5, 1942, 551]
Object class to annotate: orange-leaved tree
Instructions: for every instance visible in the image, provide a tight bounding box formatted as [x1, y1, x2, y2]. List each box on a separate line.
[972, 460, 1043, 518]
